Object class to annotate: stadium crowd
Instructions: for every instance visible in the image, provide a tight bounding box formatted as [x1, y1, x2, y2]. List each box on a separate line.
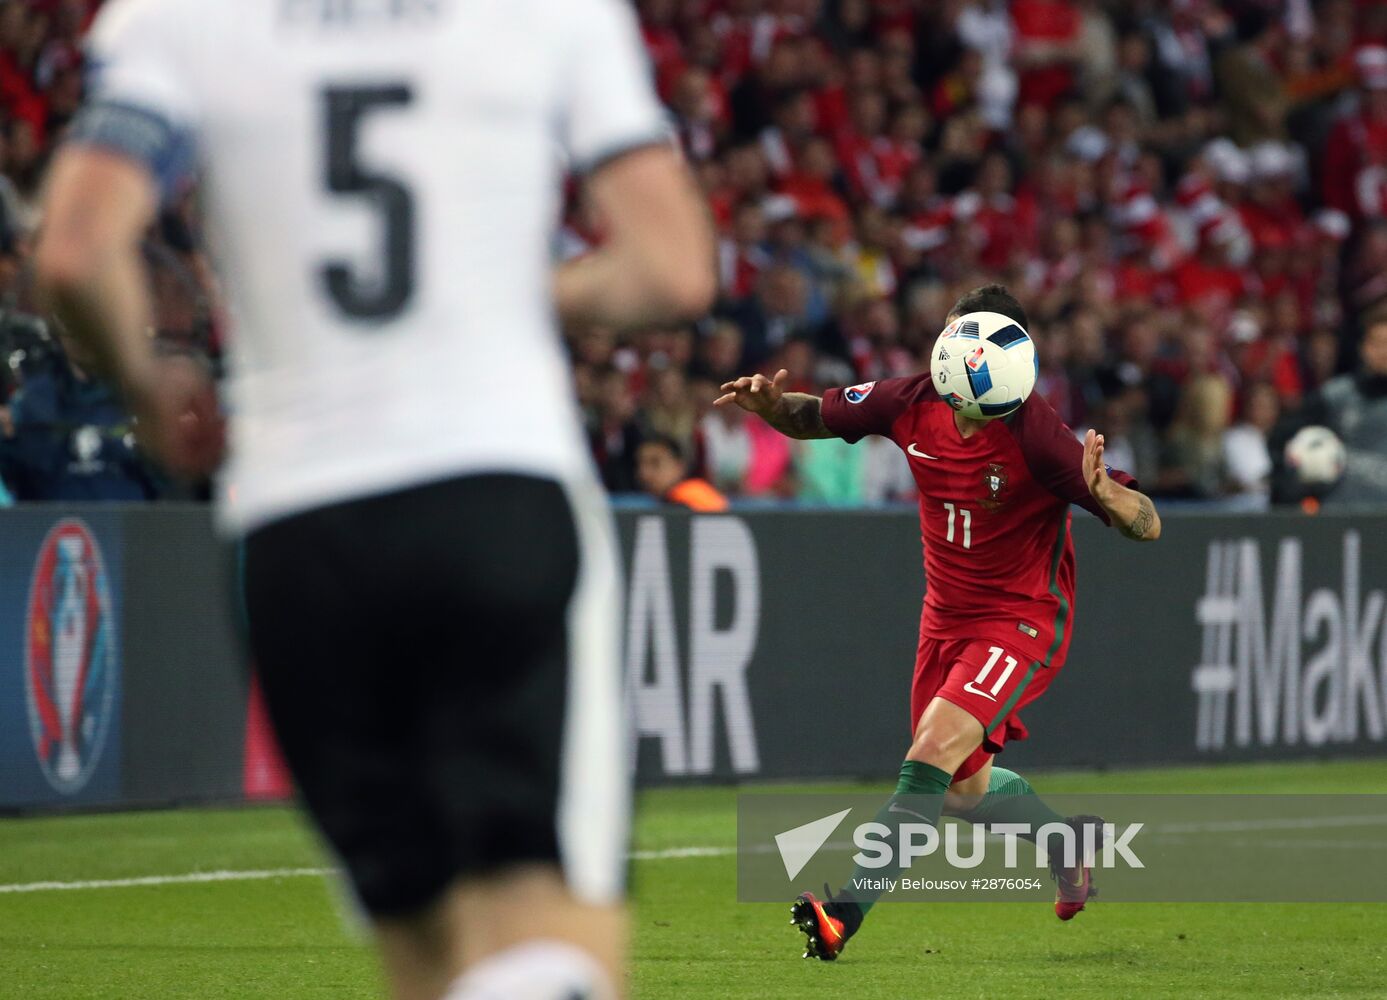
[0, 0, 1384, 507]
[566, 0, 1387, 509]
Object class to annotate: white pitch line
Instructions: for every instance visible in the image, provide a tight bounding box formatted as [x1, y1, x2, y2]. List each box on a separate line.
[3, 812, 1385, 895]
[0, 867, 333, 894]
[0, 847, 740, 895]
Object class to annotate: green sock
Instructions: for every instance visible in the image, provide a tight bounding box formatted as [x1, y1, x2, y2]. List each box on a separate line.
[952, 766, 1068, 856]
[838, 760, 952, 921]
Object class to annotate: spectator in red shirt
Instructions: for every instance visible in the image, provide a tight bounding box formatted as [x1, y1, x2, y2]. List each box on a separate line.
[1174, 210, 1255, 327]
[1012, 0, 1082, 110]
[1320, 45, 1387, 219]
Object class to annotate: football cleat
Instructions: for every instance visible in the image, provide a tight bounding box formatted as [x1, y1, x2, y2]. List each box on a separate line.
[1051, 814, 1103, 921]
[790, 890, 850, 961]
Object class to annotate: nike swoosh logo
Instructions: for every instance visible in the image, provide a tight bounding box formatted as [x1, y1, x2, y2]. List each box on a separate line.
[907, 443, 939, 460]
[961, 682, 998, 702]
[887, 801, 934, 822]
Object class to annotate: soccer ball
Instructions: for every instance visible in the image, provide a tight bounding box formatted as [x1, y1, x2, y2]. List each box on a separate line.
[930, 311, 1038, 420]
[1285, 425, 1346, 486]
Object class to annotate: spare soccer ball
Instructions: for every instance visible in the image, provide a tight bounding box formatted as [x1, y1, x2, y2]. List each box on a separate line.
[930, 311, 1038, 420]
[1285, 425, 1346, 486]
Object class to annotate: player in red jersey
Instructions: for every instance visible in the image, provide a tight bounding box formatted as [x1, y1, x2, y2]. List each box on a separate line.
[716, 285, 1162, 960]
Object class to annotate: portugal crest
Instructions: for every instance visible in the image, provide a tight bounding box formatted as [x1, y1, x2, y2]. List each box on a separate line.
[982, 462, 1010, 510]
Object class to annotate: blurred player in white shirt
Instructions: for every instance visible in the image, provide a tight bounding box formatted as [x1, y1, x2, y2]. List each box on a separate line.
[36, 1, 714, 998]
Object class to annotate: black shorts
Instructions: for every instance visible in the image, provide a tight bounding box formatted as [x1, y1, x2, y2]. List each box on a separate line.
[242, 473, 627, 917]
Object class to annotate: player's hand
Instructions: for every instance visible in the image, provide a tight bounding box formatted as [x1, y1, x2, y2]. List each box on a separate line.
[128, 355, 226, 478]
[714, 368, 789, 418]
[1082, 428, 1114, 504]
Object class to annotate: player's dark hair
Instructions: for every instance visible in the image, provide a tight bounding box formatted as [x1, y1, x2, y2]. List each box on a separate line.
[640, 432, 686, 464]
[949, 283, 1030, 332]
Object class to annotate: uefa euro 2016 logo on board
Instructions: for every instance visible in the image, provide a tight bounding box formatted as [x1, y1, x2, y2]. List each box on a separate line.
[23, 519, 116, 794]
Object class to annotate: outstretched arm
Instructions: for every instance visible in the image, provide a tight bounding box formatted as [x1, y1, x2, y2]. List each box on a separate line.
[1082, 429, 1161, 541]
[713, 369, 834, 440]
[36, 148, 224, 477]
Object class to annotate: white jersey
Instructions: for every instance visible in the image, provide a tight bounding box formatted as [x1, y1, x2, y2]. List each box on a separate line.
[80, 0, 668, 534]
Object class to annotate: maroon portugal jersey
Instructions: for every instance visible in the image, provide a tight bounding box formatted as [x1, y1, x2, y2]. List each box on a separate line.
[821, 377, 1138, 667]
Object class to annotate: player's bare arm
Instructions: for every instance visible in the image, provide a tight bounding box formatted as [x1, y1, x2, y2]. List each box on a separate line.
[1082, 428, 1162, 541]
[714, 368, 834, 439]
[554, 144, 716, 327]
[36, 147, 224, 476]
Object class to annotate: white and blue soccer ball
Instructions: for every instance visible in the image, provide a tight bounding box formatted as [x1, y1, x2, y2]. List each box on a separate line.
[1285, 425, 1346, 486]
[930, 311, 1038, 420]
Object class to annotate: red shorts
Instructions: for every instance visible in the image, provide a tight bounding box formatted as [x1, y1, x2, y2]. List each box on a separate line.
[910, 635, 1062, 783]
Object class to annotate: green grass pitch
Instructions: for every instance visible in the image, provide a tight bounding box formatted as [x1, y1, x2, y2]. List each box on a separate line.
[1, 760, 1385, 998]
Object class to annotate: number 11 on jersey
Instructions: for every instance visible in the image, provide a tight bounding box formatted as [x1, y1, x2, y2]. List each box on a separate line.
[943, 502, 972, 549]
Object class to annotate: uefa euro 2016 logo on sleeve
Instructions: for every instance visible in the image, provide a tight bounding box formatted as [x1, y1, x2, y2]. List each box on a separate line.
[24, 519, 117, 794]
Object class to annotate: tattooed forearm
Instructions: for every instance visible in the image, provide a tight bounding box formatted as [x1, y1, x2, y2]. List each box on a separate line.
[767, 393, 834, 439]
[1121, 494, 1157, 540]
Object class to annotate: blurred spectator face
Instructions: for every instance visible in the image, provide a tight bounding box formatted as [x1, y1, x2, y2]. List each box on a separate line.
[1182, 324, 1215, 371]
[649, 366, 689, 410]
[1305, 329, 1339, 388]
[1068, 311, 1105, 367]
[1015, 103, 1050, 154]
[774, 90, 817, 140]
[1118, 32, 1149, 73]
[639, 0, 676, 26]
[1363, 321, 1387, 377]
[673, 68, 716, 123]
[665, 327, 696, 369]
[850, 89, 886, 136]
[702, 322, 743, 375]
[838, 0, 870, 34]
[600, 370, 637, 424]
[900, 162, 938, 211]
[861, 297, 899, 342]
[1180, 374, 1232, 436]
[726, 145, 768, 196]
[1103, 102, 1139, 150]
[760, 266, 808, 317]
[1134, 152, 1163, 195]
[573, 363, 599, 410]
[574, 327, 617, 367]
[976, 153, 1012, 197]
[0, 3, 24, 50]
[1121, 319, 1159, 369]
[907, 281, 949, 333]
[1242, 382, 1279, 433]
[733, 202, 767, 244]
[845, 47, 881, 91]
[938, 112, 986, 160]
[1038, 322, 1070, 370]
[762, 40, 804, 89]
[1047, 216, 1080, 257]
[685, 24, 723, 69]
[637, 440, 687, 497]
[9, 120, 38, 176]
[1268, 290, 1300, 338]
[1052, 99, 1087, 141]
[801, 137, 837, 180]
[1365, 85, 1387, 124]
[696, 158, 725, 195]
[688, 376, 720, 416]
[855, 205, 890, 249]
[890, 105, 929, 145]
[48, 67, 83, 120]
[768, 216, 807, 251]
[778, 338, 815, 383]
